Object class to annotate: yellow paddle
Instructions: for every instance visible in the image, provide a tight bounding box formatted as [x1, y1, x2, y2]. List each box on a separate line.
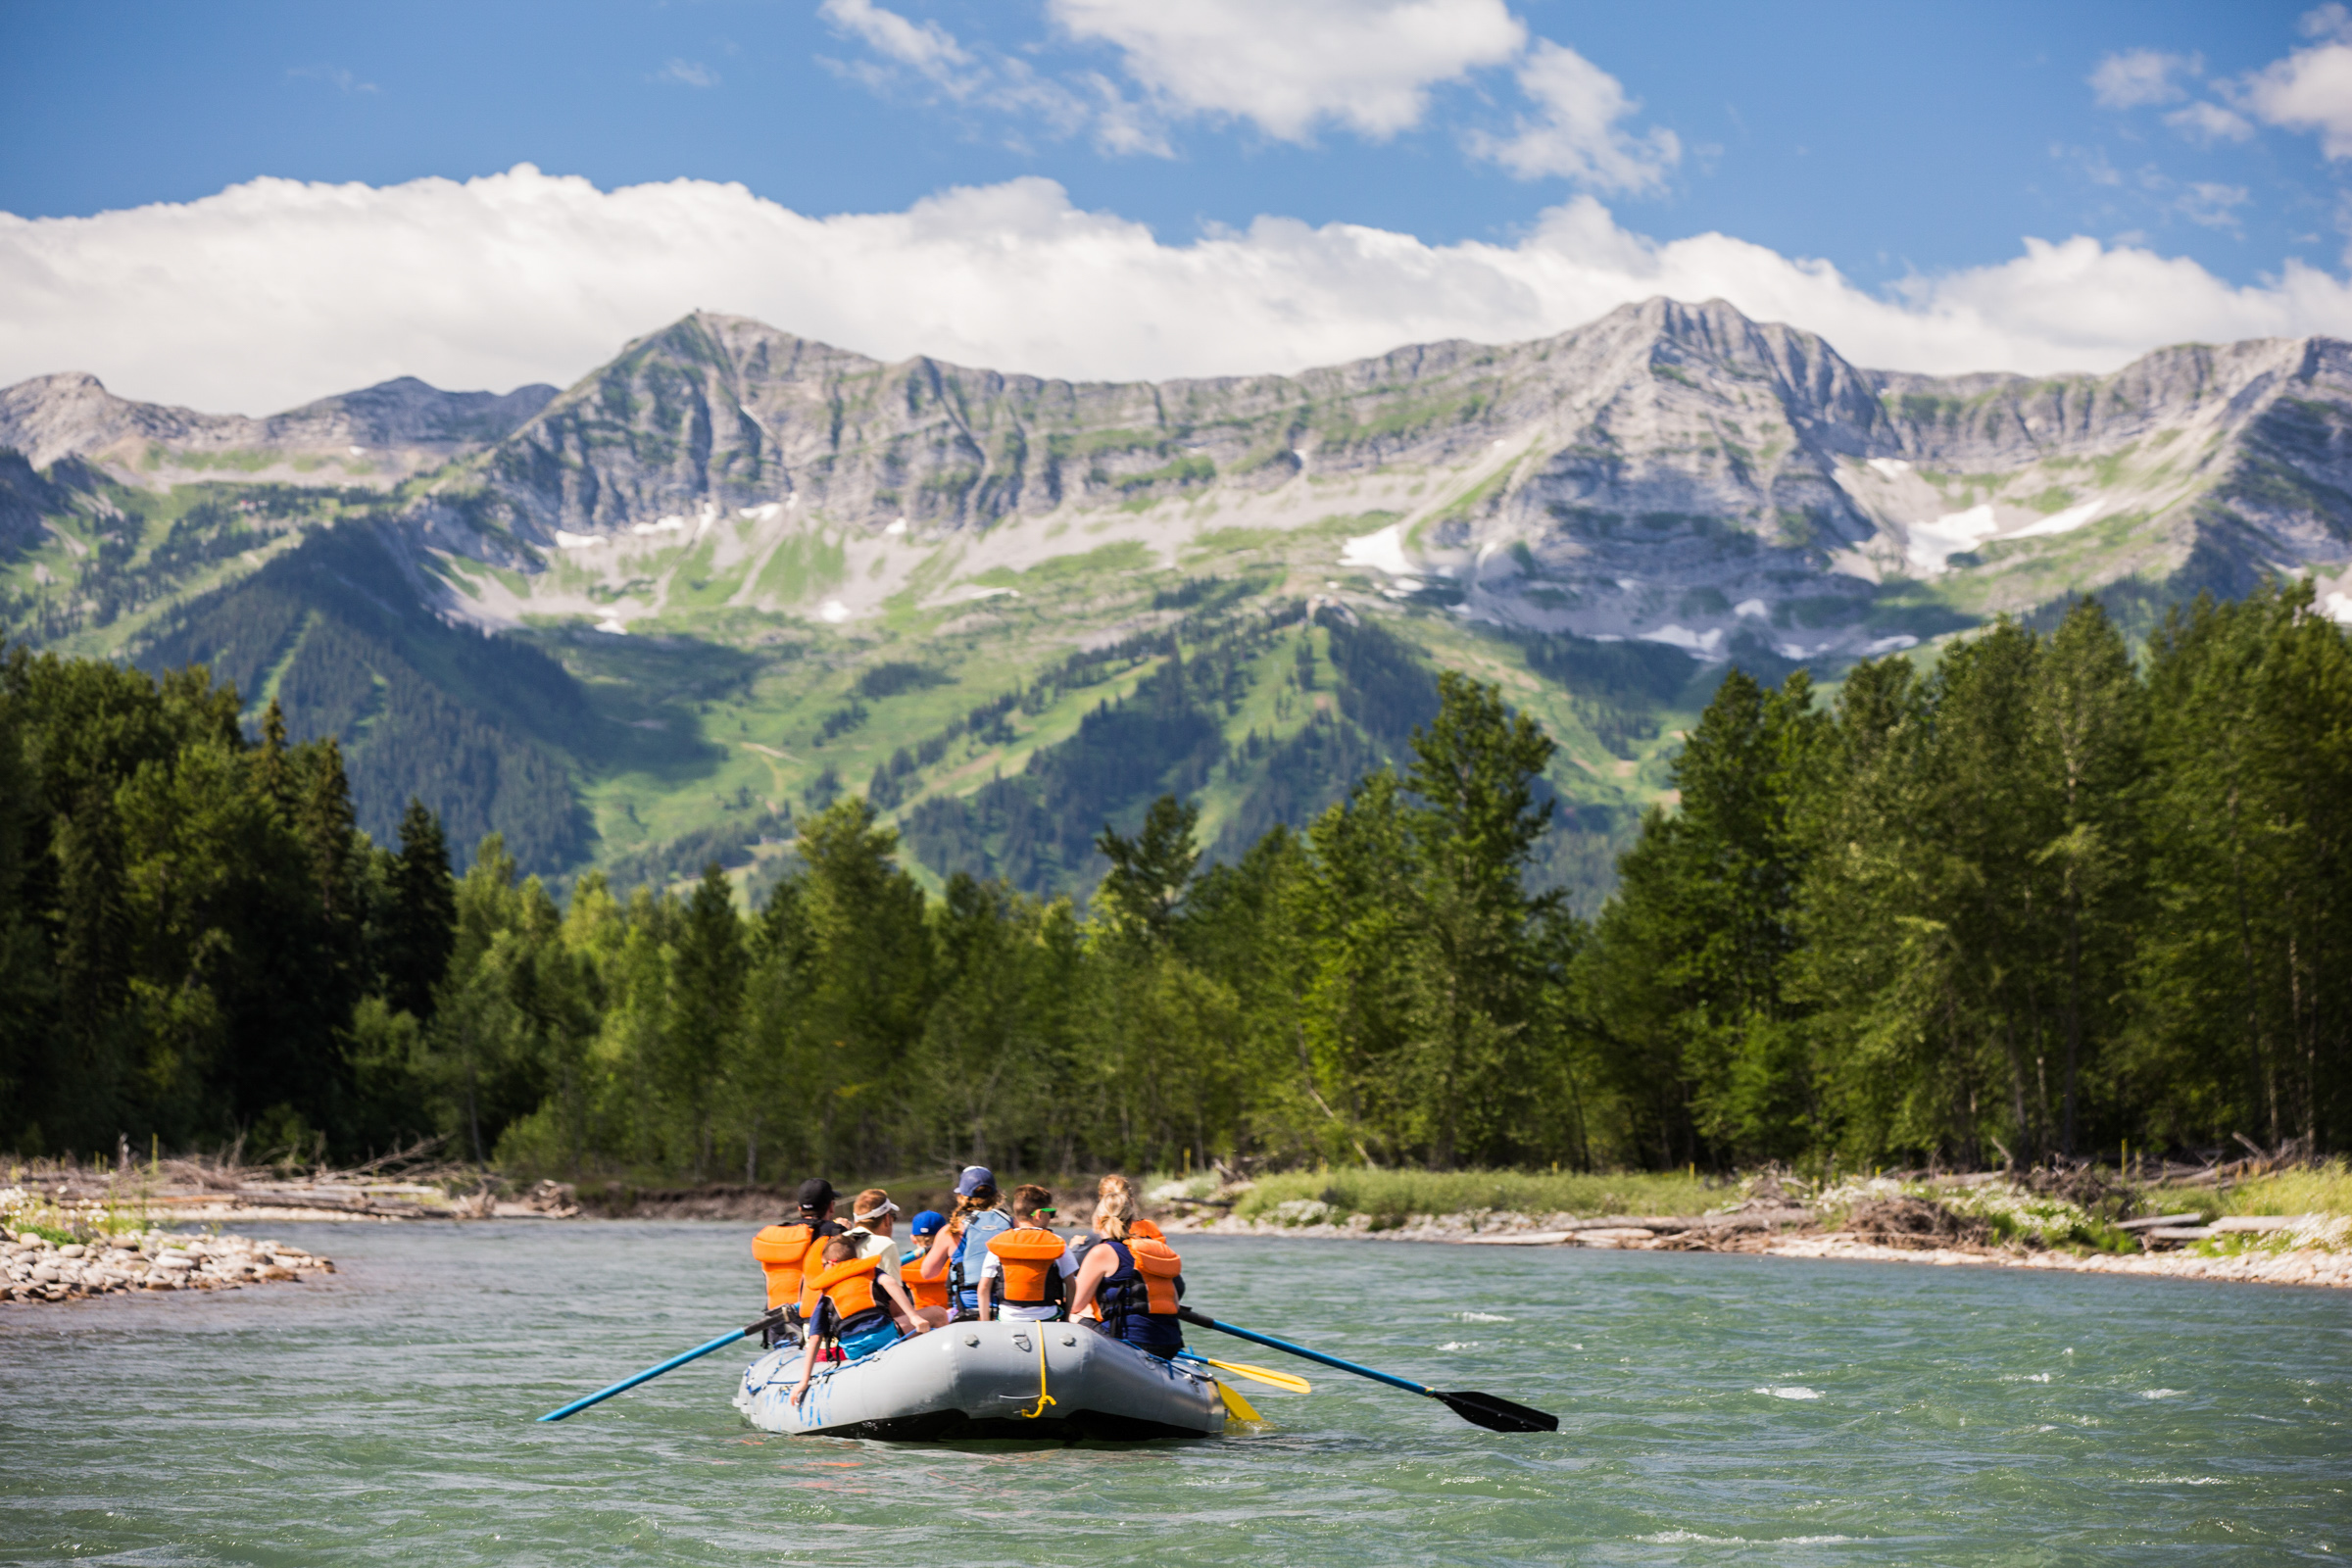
[1197, 1355, 1312, 1394]
[1214, 1380, 1267, 1423]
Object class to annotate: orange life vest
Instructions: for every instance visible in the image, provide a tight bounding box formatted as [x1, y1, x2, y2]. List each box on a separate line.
[797, 1234, 835, 1315]
[987, 1225, 1068, 1310]
[903, 1249, 952, 1311]
[1132, 1217, 1166, 1243]
[753, 1221, 823, 1311]
[1127, 1237, 1183, 1315]
[809, 1253, 885, 1327]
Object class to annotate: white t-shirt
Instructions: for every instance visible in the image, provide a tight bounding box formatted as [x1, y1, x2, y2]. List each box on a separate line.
[842, 1227, 901, 1282]
[978, 1245, 1076, 1321]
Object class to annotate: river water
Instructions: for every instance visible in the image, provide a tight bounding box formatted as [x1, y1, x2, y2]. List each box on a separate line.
[1, 1222, 2345, 1564]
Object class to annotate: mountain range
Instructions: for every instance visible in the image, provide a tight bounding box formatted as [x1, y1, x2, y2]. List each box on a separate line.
[5, 297, 2348, 906]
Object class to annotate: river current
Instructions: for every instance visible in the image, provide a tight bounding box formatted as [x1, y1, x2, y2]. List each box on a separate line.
[1, 1221, 2344, 1563]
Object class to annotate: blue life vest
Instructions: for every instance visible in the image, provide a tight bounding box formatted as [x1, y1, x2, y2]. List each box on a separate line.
[1100, 1239, 1185, 1356]
[952, 1208, 1014, 1312]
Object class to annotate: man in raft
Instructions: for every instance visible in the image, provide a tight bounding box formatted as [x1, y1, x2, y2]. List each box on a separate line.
[751, 1178, 844, 1346]
[975, 1185, 1077, 1322]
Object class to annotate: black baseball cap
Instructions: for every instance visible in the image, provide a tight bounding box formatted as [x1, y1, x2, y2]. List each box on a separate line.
[797, 1178, 836, 1210]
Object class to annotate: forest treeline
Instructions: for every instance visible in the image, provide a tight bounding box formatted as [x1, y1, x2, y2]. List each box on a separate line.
[2, 583, 2346, 1175]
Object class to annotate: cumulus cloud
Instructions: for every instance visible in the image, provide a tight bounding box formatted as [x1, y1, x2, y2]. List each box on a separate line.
[2243, 11, 2352, 156]
[1047, 0, 1524, 141]
[2088, 48, 2198, 108]
[5, 167, 2352, 415]
[1466, 39, 1680, 190]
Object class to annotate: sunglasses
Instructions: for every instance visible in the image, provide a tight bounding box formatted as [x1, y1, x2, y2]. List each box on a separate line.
[1036, 1207, 1057, 1218]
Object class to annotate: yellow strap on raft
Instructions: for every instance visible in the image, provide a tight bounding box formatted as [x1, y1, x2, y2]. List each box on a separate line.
[1016, 1331, 1057, 1420]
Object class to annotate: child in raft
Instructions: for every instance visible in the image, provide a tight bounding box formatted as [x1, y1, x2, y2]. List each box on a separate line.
[787, 1234, 931, 1406]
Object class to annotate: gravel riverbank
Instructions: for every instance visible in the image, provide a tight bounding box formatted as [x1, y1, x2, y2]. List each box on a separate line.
[2, 1228, 334, 1304]
[1160, 1208, 2352, 1289]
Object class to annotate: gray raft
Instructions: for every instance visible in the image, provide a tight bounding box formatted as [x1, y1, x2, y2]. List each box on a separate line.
[736, 1320, 1226, 1442]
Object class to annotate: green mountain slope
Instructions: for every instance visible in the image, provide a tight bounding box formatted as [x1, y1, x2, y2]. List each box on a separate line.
[5, 299, 2349, 905]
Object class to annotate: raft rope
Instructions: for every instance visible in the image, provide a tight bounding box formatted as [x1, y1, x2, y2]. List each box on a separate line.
[1016, 1330, 1057, 1420]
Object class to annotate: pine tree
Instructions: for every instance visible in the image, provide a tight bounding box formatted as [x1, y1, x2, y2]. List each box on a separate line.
[383, 799, 458, 1021]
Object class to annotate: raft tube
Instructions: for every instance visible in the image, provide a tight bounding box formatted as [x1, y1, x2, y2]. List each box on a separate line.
[735, 1319, 1226, 1442]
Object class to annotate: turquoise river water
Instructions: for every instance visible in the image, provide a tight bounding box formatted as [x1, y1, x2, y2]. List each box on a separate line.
[1, 1222, 2346, 1564]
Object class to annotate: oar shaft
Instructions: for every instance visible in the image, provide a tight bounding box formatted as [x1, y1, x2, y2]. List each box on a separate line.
[1179, 1309, 1430, 1396]
[537, 1316, 772, 1423]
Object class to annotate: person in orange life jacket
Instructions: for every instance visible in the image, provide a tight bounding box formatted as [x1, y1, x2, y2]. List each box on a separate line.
[749, 1178, 844, 1346]
[900, 1209, 956, 1324]
[1066, 1175, 1163, 1321]
[788, 1234, 932, 1406]
[843, 1188, 950, 1330]
[918, 1165, 1015, 1318]
[1066, 1194, 1187, 1359]
[977, 1184, 1076, 1322]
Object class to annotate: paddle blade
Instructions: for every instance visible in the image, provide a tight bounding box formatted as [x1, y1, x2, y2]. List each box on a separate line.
[1215, 1380, 1267, 1425]
[1436, 1390, 1559, 1433]
[1203, 1356, 1312, 1393]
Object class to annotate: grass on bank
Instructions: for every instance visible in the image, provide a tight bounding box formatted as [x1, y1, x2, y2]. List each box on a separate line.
[2197, 1159, 2352, 1217]
[1214, 1167, 1719, 1227]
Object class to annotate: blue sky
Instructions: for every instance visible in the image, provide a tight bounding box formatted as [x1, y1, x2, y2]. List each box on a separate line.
[3, 1, 2347, 410]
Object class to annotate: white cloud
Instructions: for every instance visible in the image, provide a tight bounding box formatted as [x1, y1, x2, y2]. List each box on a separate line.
[7, 167, 2352, 416]
[2163, 100, 2256, 144]
[1467, 39, 1679, 191]
[2176, 181, 2252, 230]
[2243, 26, 2352, 156]
[818, 0, 969, 83]
[818, 0, 1141, 153]
[655, 59, 720, 90]
[2088, 48, 2199, 109]
[1047, 0, 1524, 140]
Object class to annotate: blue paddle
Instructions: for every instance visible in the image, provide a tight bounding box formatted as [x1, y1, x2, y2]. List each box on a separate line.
[1177, 1307, 1557, 1433]
[537, 1306, 789, 1423]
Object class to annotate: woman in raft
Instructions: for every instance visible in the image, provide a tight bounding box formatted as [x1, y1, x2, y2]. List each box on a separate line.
[788, 1233, 932, 1406]
[916, 1165, 1015, 1319]
[1066, 1186, 1187, 1359]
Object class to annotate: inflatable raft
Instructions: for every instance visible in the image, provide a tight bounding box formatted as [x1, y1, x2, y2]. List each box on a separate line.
[735, 1320, 1227, 1442]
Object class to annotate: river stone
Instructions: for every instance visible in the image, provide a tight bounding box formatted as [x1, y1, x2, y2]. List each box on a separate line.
[59, 1244, 86, 1258]
[30, 1263, 60, 1283]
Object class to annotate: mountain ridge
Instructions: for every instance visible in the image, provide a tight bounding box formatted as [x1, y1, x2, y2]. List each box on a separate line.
[5, 297, 2349, 901]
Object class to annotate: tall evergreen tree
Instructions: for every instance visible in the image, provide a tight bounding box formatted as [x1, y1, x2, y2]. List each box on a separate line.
[382, 798, 458, 1021]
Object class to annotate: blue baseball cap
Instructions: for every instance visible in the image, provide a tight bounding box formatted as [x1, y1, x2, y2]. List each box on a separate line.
[955, 1165, 995, 1197]
[910, 1209, 946, 1237]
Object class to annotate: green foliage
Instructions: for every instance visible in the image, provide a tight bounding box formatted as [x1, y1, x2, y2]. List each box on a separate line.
[1570, 584, 2352, 1169]
[11, 580, 2347, 1181]
[1233, 1166, 1714, 1223]
[138, 526, 594, 873]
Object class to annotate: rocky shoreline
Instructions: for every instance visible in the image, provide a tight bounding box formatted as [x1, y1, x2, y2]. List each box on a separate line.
[1157, 1206, 2352, 1289]
[2, 1228, 335, 1304]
